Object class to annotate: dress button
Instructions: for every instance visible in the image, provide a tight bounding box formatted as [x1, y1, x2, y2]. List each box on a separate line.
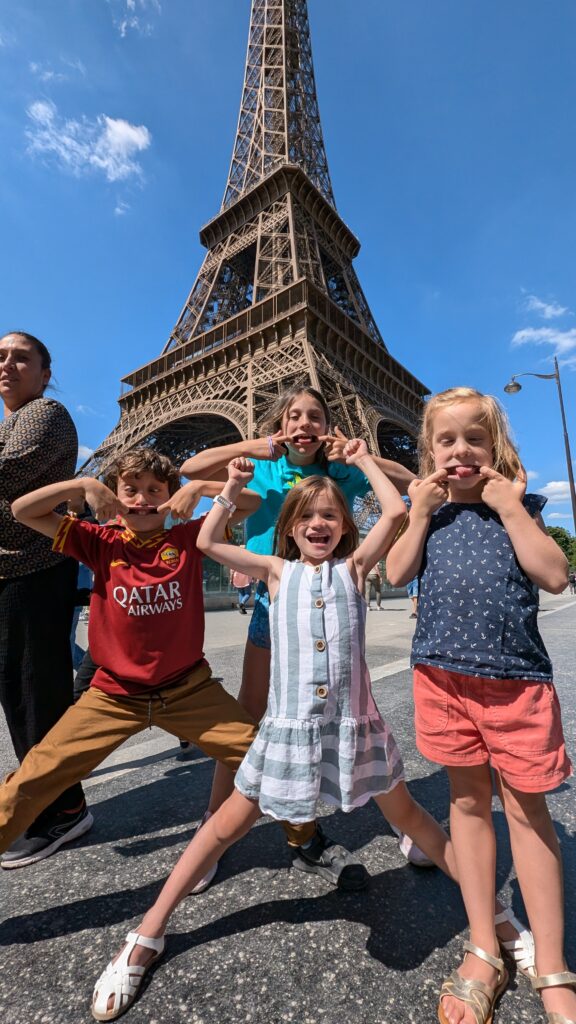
[314, 598, 324, 609]
[315, 639, 326, 652]
[314, 565, 322, 574]
[316, 685, 328, 699]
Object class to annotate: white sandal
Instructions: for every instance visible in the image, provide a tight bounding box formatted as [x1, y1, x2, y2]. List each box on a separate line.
[494, 907, 536, 978]
[92, 931, 165, 1021]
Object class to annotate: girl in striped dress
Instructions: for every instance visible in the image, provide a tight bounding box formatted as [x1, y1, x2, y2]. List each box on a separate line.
[92, 441, 530, 1021]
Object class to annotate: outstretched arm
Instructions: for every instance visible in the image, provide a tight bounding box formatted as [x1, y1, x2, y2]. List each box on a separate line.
[180, 433, 289, 482]
[344, 440, 406, 582]
[320, 427, 416, 495]
[479, 468, 568, 593]
[158, 478, 261, 525]
[197, 459, 279, 587]
[11, 478, 126, 539]
[385, 471, 449, 585]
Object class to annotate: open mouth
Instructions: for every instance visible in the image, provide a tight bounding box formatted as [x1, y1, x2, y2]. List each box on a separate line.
[446, 466, 480, 479]
[126, 506, 161, 516]
[306, 533, 330, 545]
[291, 434, 318, 446]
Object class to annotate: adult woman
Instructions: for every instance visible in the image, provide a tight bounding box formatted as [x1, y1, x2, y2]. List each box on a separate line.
[179, 385, 428, 886]
[0, 331, 91, 868]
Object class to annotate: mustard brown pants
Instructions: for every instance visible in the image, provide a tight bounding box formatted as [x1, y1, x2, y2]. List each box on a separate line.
[0, 662, 314, 851]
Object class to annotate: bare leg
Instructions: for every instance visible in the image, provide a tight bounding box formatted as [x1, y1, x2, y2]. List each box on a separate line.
[500, 778, 576, 1020]
[207, 641, 271, 813]
[433, 766, 502, 1024]
[96, 791, 261, 1014]
[374, 781, 458, 880]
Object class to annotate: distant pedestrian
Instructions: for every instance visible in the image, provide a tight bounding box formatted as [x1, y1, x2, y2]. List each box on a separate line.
[364, 561, 383, 610]
[387, 386, 574, 1024]
[569, 569, 576, 595]
[67, 497, 95, 670]
[0, 331, 89, 869]
[406, 575, 419, 618]
[231, 558, 252, 614]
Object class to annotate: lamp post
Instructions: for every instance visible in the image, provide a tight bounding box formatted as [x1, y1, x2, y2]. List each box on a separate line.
[504, 355, 576, 532]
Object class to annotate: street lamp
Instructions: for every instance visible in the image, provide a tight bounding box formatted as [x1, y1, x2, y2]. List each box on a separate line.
[503, 355, 576, 531]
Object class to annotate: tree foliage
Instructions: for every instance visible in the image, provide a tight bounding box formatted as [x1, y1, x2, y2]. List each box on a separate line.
[546, 526, 576, 566]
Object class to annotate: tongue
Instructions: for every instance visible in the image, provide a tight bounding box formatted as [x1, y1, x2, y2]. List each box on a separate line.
[453, 466, 478, 478]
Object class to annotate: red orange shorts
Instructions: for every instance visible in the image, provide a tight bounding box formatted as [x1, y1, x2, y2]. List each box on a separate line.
[413, 664, 572, 793]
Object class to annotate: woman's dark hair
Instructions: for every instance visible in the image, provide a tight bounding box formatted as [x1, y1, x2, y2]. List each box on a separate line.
[1, 332, 52, 371]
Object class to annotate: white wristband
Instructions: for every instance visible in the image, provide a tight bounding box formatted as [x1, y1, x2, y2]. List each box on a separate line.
[213, 494, 236, 515]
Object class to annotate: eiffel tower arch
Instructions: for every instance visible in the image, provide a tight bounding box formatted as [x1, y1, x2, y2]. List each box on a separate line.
[85, 0, 428, 476]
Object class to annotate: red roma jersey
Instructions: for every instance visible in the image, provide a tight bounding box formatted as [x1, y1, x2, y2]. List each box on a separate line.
[53, 516, 207, 695]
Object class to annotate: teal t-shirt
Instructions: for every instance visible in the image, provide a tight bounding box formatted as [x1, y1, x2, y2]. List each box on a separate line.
[246, 456, 372, 555]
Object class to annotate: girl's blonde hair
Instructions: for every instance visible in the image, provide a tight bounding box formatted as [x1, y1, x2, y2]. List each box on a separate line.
[418, 387, 522, 480]
[273, 476, 359, 561]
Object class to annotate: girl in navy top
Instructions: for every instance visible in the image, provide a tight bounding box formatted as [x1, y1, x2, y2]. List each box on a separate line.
[386, 387, 574, 1024]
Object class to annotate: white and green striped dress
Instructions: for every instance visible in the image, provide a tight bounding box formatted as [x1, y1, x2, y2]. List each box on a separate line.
[235, 558, 405, 822]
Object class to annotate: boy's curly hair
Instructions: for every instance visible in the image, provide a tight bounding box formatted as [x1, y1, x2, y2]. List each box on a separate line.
[103, 448, 181, 496]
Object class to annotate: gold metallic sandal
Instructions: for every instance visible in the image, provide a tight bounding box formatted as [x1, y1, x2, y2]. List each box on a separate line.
[531, 970, 576, 1024]
[438, 941, 509, 1024]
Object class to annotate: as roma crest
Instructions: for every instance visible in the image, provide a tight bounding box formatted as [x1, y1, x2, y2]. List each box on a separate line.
[160, 546, 180, 569]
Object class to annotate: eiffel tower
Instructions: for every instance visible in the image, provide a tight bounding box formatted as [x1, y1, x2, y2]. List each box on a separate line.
[86, 0, 428, 476]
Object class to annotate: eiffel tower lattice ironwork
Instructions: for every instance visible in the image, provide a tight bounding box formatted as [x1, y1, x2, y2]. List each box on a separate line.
[85, 0, 428, 477]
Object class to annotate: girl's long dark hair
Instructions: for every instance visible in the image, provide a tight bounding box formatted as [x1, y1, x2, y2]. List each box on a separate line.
[258, 385, 332, 469]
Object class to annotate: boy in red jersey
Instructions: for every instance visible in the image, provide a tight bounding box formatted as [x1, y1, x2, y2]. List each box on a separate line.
[0, 449, 261, 869]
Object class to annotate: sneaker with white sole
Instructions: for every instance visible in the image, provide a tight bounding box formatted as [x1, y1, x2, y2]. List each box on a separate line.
[291, 823, 370, 890]
[1, 804, 94, 869]
[187, 811, 219, 894]
[391, 825, 435, 868]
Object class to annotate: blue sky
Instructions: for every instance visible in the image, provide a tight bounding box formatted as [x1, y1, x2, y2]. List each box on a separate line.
[1, 0, 575, 531]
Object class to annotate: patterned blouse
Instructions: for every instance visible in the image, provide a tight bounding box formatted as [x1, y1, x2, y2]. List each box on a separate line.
[0, 397, 78, 578]
[411, 495, 553, 681]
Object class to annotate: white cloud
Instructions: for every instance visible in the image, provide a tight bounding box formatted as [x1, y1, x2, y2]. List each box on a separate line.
[62, 57, 86, 76]
[538, 481, 572, 503]
[511, 326, 576, 360]
[108, 0, 162, 37]
[114, 199, 130, 216]
[523, 294, 570, 320]
[76, 404, 104, 417]
[526, 470, 539, 480]
[78, 444, 94, 460]
[0, 27, 16, 47]
[29, 57, 87, 83]
[547, 512, 572, 521]
[25, 99, 152, 183]
[29, 61, 67, 84]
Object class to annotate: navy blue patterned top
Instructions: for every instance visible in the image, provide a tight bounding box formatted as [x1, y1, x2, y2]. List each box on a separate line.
[411, 494, 553, 681]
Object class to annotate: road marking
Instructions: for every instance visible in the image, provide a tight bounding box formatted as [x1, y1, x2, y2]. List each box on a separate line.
[539, 600, 576, 616]
[370, 656, 411, 680]
[84, 737, 211, 788]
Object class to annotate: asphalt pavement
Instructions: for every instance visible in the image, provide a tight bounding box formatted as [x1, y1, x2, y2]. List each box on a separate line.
[1, 593, 575, 1024]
